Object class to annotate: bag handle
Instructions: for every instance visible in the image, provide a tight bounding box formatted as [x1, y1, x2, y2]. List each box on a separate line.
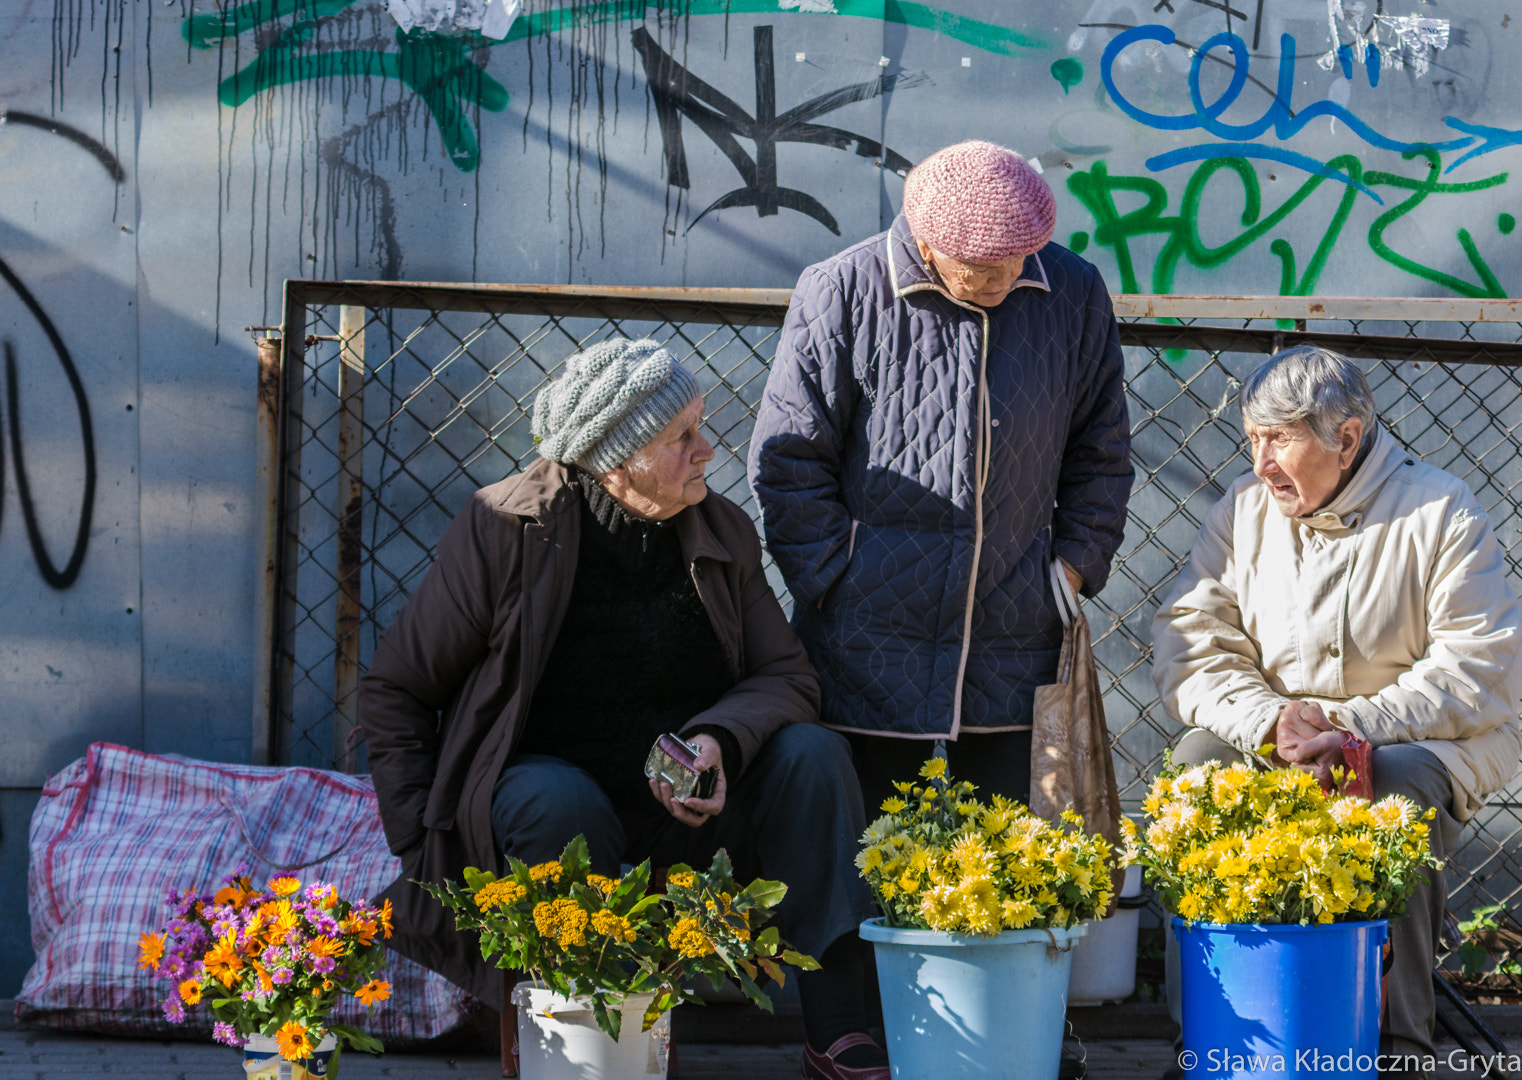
[1049, 559, 1081, 630]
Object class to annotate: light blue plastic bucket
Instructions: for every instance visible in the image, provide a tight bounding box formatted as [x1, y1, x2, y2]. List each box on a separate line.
[860, 918, 1085, 1079]
[1174, 917, 1387, 1080]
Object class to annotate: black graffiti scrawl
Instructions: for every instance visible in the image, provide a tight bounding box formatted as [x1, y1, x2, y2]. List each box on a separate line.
[633, 25, 917, 235]
[0, 106, 114, 590]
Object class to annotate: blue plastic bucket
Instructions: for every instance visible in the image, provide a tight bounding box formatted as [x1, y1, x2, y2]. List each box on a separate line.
[1174, 917, 1387, 1079]
[860, 918, 1085, 1079]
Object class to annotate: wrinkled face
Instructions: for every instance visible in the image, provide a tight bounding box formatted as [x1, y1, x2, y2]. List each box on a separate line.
[1245, 417, 1361, 518]
[916, 240, 1027, 308]
[608, 395, 714, 521]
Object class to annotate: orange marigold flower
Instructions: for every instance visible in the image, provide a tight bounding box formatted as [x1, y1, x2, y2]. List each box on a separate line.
[378, 899, 394, 938]
[266, 904, 299, 945]
[213, 877, 254, 909]
[268, 876, 302, 897]
[204, 930, 244, 989]
[275, 1020, 314, 1061]
[355, 979, 392, 1007]
[178, 979, 203, 1004]
[251, 960, 274, 993]
[305, 936, 344, 959]
[138, 932, 166, 971]
[341, 913, 378, 946]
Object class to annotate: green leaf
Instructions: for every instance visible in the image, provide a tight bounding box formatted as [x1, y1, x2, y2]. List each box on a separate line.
[463, 866, 497, 891]
[644, 991, 680, 1031]
[560, 835, 592, 883]
[736, 878, 788, 911]
[758, 956, 786, 987]
[328, 1024, 384, 1055]
[704, 849, 735, 882]
[593, 995, 622, 1042]
[781, 949, 821, 972]
[755, 926, 780, 953]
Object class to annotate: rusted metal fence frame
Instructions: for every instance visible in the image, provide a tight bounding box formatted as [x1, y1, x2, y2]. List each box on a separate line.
[257, 282, 1522, 932]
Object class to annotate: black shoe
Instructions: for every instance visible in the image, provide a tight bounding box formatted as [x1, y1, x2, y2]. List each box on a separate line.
[1060, 1043, 1087, 1080]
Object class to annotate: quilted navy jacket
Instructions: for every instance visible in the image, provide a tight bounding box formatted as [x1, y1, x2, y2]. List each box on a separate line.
[748, 214, 1132, 737]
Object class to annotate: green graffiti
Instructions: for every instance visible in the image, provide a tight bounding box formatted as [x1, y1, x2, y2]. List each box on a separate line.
[1502, 213, 1518, 235]
[1068, 155, 1510, 303]
[499, 0, 1053, 55]
[216, 29, 508, 171]
[184, 0, 357, 48]
[1050, 58, 1083, 95]
[189, 0, 1052, 54]
[184, 0, 1051, 174]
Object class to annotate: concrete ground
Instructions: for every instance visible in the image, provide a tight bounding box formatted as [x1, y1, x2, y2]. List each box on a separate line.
[2, 1001, 1517, 1078]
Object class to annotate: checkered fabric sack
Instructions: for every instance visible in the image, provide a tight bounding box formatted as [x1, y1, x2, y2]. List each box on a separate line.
[17, 742, 472, 1045]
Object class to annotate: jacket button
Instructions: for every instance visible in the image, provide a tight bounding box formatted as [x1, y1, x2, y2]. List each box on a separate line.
[1328, 645, 1340, 658]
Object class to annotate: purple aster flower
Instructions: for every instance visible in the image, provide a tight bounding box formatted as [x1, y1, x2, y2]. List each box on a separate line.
[310, 956, 337, 975]
[271, 968, 294, 985]
[213, 1022, 242, 1047]
[162, 996, 186, 1023]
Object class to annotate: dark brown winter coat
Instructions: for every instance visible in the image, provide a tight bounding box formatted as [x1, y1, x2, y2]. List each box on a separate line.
[358, 458, 820, 1010]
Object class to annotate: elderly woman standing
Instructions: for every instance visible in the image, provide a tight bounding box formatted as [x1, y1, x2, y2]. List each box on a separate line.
[1152, 346, 1522, 1074]
[748, 139, 1133, 817]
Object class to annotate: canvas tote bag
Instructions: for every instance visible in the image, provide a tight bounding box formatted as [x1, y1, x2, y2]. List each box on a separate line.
[1030, 560, 1126, 909]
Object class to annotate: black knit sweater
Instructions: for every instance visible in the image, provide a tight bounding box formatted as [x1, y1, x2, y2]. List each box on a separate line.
[512, 471, 738, 813]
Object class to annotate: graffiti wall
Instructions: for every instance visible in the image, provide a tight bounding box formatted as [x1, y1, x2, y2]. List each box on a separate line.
[0, 0, 1518, 985]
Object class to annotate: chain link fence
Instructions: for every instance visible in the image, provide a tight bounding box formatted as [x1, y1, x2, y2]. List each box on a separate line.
[258, 282, 1522, 933]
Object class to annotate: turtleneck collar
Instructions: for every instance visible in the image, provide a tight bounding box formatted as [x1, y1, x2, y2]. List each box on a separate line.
[573, 468, 678, 561]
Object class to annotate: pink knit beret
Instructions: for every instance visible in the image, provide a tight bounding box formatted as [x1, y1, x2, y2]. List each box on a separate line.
[903, 140, 1056, 262]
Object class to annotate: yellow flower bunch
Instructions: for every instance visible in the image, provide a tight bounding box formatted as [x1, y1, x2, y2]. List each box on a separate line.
[1129, 758, 1440, 925]
[857, 759, 1115, 935]
[425, 837, 820, 1042]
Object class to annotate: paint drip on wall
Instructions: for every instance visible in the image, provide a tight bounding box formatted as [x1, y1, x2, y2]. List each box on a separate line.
[386, 0, 521, 38]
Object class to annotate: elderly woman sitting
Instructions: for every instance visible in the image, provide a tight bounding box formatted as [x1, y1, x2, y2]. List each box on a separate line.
[1152, 346, 1522, 1073]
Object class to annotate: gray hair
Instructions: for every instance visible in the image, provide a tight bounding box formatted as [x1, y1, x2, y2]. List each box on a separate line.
[1239, 346, 1376, 451]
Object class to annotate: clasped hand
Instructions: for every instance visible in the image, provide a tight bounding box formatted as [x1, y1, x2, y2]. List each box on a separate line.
[1271, 700, 1345, 786]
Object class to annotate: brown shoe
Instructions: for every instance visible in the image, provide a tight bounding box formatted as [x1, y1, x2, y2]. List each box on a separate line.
[801, 1033, 891, 1080]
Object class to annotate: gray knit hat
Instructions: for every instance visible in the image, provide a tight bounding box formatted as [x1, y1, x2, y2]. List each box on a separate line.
[531, 337, 701, 474]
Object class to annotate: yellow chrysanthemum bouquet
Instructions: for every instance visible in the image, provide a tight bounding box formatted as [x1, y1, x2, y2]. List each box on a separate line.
[138, 868, 392, 1064]
[856, 758, 1116, 935]
[424, 836, 818, 1040]
[1126, 757, 1440, 925]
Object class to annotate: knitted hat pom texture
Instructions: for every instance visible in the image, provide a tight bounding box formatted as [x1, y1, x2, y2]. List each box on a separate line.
[531, 337, 701, 474]
[903, 139, 1056, 263]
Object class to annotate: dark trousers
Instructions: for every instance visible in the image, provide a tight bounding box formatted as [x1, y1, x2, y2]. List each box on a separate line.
[845, 729, 1033, 821]
[490, 723, 875, 961]
[1166, 728, 1461, 1059]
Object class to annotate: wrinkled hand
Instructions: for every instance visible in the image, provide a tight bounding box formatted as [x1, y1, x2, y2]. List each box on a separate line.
[1059, 559, 1083, 598]
[649, 733, 727, 827]
[1272, 700, 1344, 786]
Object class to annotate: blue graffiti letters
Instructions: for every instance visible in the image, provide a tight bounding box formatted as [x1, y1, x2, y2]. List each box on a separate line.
[1098, 25, 1500, 197]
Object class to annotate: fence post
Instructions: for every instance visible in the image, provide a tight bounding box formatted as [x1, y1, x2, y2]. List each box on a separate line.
[252, 335, 283, 766]
[332, 305, 367, 770]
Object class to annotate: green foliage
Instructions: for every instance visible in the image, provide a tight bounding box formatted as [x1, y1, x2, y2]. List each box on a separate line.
[420, 836, 817, 1041]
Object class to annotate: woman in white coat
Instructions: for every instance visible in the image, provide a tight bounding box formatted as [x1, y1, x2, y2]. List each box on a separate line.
[1152, 345, 1522, 1076]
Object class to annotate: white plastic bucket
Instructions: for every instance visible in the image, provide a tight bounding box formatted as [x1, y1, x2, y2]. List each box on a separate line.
[510, 984, 671, 1080]
[860, 918, 1085, 1079]
[1068, 863, 1144, 1005]
[243, 1032, 337, 1079]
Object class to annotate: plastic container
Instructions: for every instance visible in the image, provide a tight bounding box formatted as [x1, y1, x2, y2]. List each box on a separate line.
[1174, 917, 1387, 1079]
[243, 1032, 337, 1079]
[511, 983, 671, 1080]
[1068, 863, 1144, 1005]
[860, 917, 1085, 1079]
